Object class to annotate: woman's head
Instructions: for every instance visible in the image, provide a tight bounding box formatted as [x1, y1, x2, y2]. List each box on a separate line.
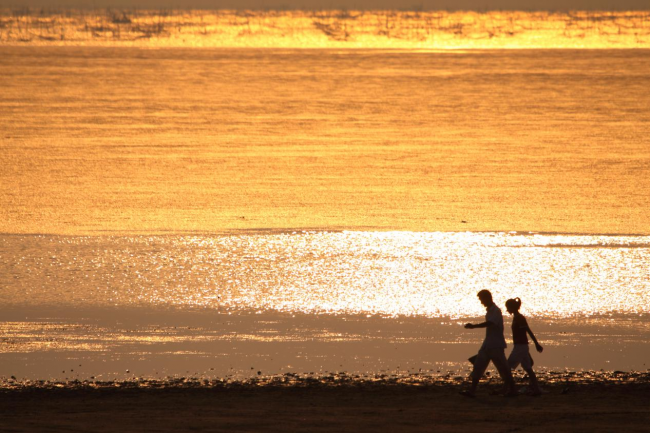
[505, 297, 522, 314]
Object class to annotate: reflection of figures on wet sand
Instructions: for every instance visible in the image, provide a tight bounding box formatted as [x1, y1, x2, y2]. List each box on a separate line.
[461, 290, 516, 397]
[506, 297, 543, 396]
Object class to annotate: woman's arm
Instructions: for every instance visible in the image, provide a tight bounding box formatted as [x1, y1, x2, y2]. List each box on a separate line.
[526, 327, 543, 352]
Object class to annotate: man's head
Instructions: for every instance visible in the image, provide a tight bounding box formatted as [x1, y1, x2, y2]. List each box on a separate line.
[477, 290, 493, 307]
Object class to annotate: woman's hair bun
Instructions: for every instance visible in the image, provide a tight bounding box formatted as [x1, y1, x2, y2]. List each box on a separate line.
[506, 297, 522, 311]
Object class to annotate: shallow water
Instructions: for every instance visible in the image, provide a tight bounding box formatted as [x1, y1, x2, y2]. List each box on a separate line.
[1, 232, 649, 380]
[1, 42, 649, 380]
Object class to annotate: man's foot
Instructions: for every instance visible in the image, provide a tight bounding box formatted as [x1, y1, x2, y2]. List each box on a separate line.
[459, 390, 476, 398]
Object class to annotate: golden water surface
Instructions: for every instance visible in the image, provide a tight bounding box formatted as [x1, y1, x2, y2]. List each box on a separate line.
[1, 11, 650, 378]
[1, 47, 649, 235]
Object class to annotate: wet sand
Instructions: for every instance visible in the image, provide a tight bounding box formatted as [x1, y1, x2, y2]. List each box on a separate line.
[1, 373, 649, 432]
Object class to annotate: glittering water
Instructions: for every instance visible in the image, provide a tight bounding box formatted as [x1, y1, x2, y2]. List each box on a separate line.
[1, 231, 650, 380]
[1, 33, 650, 379]
[2, 232, 649, 318]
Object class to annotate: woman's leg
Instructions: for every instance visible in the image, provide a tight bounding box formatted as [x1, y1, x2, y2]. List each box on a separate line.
[524, 367, 541, 395]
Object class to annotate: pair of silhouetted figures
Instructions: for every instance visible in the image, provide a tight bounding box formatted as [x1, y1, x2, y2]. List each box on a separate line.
[461, 290, 543, 397]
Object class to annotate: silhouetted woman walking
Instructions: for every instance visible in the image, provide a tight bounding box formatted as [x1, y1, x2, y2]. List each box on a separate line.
[505, 297, 543, 396]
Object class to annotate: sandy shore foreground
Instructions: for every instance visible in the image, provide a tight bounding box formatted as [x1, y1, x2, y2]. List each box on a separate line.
[1, 373, 649, 432]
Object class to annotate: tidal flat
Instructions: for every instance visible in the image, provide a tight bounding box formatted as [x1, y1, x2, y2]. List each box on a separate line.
[1, 372, 649, 432]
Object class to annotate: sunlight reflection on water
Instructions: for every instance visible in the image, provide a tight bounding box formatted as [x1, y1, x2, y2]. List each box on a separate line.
[2, 232, 649, 319]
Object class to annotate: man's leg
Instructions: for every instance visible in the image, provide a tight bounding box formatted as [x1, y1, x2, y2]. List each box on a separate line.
[465, 350, 490, 396]
[490, 348, 516, 395]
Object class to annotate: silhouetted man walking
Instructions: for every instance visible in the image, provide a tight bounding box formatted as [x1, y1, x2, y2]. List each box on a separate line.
[461, 289, 516, 397]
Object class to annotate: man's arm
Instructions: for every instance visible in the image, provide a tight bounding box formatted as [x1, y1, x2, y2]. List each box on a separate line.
[465, 321, 495, 329]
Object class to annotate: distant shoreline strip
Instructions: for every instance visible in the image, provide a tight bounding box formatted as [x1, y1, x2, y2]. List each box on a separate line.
[1, 10, 649, 49]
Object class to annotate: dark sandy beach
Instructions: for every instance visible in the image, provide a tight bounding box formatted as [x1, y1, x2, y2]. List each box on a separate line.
[1, 373, 649, 432]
